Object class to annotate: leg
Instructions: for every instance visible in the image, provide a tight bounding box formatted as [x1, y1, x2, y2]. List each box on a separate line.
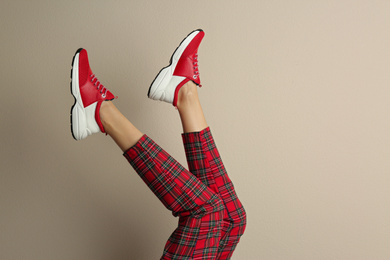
[100, 101, 143, 152]
[70, 47, 223, 259]
[178, 82, 247, 260]
[147, 28, 247, 258]
[101, 102, 224, 259]
[176, 81, 208, 133]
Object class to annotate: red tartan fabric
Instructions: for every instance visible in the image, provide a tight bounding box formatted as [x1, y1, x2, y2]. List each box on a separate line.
[182, 127, 247, 259]
[123, 130, 246, 259]
[124, 135, 223, 259]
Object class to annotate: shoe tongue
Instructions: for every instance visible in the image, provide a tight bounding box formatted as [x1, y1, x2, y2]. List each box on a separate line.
[104, 90, 115, 101]
[192, 77, 201, 85]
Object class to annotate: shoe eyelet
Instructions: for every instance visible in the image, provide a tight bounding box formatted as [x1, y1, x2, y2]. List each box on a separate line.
[193, 75, 197, 79]
[102, 93, 106, 98]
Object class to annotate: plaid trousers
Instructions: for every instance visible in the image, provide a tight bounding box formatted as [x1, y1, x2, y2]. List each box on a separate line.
[124, 127, 246, 259]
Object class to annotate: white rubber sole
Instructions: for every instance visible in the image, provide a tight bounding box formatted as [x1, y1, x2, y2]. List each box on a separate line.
[148, 30, 201, 103]
[71, 51, 85, 140]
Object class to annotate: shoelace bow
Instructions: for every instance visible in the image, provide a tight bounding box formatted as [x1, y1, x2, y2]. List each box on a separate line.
[90, 74, 108, 98]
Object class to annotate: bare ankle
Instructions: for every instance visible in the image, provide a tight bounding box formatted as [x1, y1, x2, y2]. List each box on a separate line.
[99, 101, 115, 129]
[177, 81, 199, 107]
[100, 100, 113, 114]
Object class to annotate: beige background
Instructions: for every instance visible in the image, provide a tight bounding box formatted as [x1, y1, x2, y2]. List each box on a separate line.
[1, 0, 390, 259]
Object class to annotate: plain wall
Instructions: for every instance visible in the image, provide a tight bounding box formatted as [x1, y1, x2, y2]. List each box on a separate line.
[1, 0, 390, 259]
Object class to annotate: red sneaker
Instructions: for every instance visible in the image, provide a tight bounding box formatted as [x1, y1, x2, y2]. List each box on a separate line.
[70, 48, 115, 140]
[148, 29, 205, 106]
